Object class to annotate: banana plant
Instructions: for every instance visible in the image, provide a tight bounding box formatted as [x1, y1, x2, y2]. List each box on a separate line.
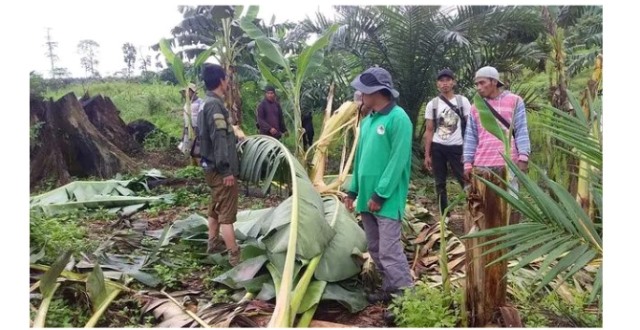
[158, 38, 213, 155]
[576, 54, 602, 218]
[239, 19, 339, 163]
[223, 135, 367, 327]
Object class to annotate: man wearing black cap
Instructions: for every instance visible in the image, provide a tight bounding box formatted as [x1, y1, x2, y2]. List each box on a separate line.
[344, 66, 414, 304]
[424, 69, 471, 219]
[256, 86, 287, 139]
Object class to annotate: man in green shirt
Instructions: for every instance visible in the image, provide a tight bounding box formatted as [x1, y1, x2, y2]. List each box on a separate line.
[197, 63, 241, 267]
[345, 66, 414, 303]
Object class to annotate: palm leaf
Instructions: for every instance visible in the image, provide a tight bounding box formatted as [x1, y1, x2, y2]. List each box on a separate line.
[463, 157, 602, 298]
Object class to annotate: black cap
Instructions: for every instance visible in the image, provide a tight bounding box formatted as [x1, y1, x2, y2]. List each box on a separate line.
[264, 86, 276, 92]
[437, 69, 455, 80]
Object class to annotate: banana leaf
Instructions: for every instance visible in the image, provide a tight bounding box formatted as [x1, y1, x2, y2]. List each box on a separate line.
[30, 180, 172, 216]
[321, 283, 368, 313]
[213, 255, 269, 289]
[76, 252, 160, 287]
[315, 196, 367, 282]
[260, 180, 335, 259]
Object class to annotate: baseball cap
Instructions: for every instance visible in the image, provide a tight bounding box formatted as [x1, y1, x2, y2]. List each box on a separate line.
[437, 68, 455, 80]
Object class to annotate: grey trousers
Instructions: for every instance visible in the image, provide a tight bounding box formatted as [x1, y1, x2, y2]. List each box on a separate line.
[361, 212, 413, 292]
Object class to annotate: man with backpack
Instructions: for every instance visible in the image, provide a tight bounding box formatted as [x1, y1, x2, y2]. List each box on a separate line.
[424, 69, 472, 219]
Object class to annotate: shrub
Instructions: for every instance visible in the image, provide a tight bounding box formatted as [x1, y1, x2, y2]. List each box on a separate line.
[389, 281, 463, 327]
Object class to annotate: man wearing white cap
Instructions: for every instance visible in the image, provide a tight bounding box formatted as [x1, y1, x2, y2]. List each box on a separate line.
[463, 66, 531, 198]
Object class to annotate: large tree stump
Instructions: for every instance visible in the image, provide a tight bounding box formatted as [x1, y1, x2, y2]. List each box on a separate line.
[30, 92, 138, 189]
[30, 97, 70, 188]
[83, 94, 142, 155]
[464, 167, 508, 327]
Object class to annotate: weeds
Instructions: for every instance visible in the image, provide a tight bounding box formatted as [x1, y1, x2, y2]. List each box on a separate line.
[389, 281, 462, 327]
[30, 211, 97, 264]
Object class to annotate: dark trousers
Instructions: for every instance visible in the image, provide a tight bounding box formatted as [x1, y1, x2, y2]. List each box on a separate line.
[431, 143, 465, 216]
[302, 130, 314, 150]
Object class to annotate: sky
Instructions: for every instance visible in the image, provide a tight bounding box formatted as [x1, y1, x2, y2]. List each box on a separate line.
[27, 0, 337, 78]
[7, 0, 640, 328]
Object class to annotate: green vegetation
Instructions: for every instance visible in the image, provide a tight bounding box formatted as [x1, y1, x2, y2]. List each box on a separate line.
[30, 4, 602, 328]
[389, 281, 463, 327]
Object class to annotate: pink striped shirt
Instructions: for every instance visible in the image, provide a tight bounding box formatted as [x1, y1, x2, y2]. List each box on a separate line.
[463, 91, 531, 170]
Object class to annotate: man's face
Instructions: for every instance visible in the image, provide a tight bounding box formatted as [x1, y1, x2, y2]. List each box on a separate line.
[475, 78, 497, 97]
[436, 76, 455, 93]
[361, 92, 376, 109]
[265, 91, 276, 101]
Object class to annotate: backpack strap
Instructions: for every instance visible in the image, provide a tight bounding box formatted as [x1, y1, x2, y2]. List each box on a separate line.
[431, 97, 438, 122]
[455, 94, 466, 136]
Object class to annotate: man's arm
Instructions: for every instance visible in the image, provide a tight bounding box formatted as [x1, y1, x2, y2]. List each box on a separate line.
[463, 114, 479, 171]
[424, 101, 435, 165]
[513, 98, 531, 162]
[373, 115, 412, 205]
[347, 139, 361, 200]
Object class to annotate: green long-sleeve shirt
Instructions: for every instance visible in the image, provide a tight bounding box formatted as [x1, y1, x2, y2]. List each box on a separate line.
[348, 102, 413, 220]
[197, 91, 239, 176]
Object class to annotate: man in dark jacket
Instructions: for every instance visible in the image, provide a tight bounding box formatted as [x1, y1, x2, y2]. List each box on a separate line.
[256, 86, 287, 139]
[197, 63, 241, 267]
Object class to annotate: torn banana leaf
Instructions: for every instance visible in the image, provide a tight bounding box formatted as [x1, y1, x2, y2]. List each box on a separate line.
[30, 180, 172, 216]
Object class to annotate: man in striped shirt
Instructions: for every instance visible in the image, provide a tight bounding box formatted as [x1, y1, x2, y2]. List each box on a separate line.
[463, 66, 531, 193]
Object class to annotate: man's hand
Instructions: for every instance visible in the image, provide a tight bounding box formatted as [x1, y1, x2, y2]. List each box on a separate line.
[344, 196, 355, 212]
[463, 168, 472, 182]
[367, 199, 381, 213]
[222, 175, 236, 187]
[517, 160, 529, 173]
[424, 156, 432, 172]
[269, 127, 278, 135]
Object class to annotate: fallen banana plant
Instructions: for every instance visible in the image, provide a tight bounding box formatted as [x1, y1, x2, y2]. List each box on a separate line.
[140, 289, 258, 327]
[306, 101, 360, 193]
[32, 251, 72, 327]
[84, 265, 126, 327]
[226, 135, 370, 327]
[30, 177, 173, 217]
[30, 251, 133, 328]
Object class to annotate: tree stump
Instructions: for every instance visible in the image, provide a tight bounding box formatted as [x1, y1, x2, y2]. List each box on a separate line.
[29, 92, 139, 190]
[463, 167, 508, 327]
[83, 94, 142, 155]
[30, 97, 70, 188]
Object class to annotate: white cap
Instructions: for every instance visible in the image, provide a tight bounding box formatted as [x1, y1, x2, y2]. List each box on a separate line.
[475, 66, 504, 87]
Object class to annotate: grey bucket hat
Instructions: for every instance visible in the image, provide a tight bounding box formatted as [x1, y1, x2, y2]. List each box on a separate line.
[475, 66, 504, 87]
[351, 67, 400, 98]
